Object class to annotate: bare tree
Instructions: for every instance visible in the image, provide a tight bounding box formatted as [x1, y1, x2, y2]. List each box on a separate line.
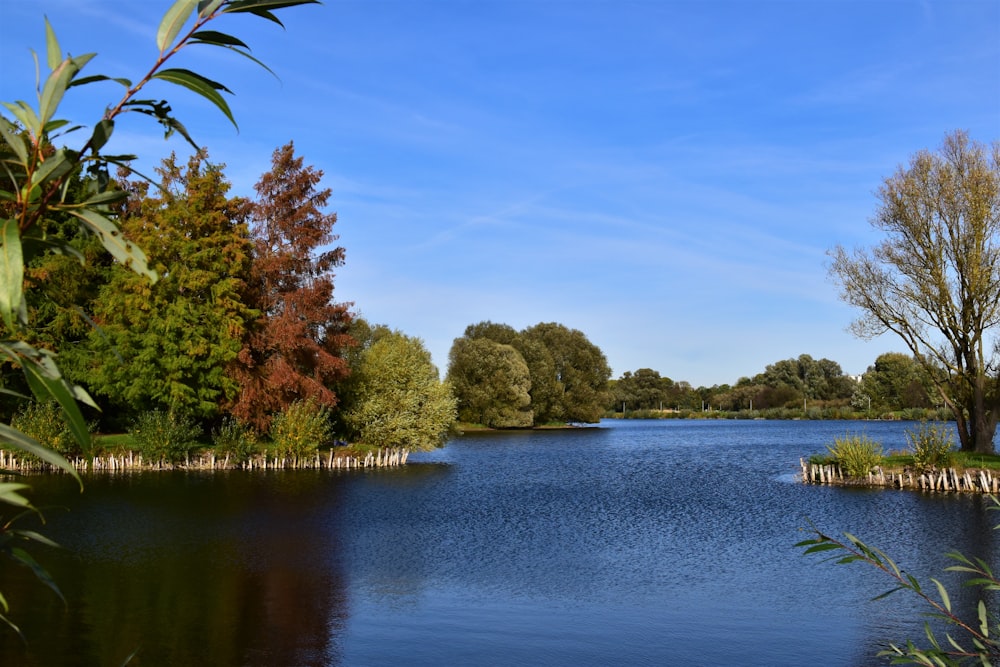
[830, 130, 1000, 453]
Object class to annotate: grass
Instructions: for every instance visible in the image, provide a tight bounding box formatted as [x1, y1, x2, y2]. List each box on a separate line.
[809, 450, 1000, 470]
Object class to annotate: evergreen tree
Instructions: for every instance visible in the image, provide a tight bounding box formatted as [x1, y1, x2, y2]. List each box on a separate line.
[81, 152, 254, 423]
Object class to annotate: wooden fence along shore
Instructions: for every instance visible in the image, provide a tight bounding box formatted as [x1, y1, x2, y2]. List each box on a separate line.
[801, 458, 1000, 494]
[0, 447, 410, 474]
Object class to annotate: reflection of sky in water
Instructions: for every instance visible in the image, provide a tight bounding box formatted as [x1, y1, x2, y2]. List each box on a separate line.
[5, 420, 996, 666]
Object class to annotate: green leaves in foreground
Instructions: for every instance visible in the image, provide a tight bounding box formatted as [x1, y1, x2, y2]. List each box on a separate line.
[797, 498, 1000, 666]
[0, 483, 64, 642]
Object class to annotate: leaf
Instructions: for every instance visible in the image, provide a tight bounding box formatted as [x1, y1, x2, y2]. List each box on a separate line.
[871, 586, 904, 601]
[9, 547, 65, 605]
[9, 529, 61, 550]
[0, 117, 30, 163]
[90, 119, 114, 152]
[67, 207, 157, 281]
[198, 0, 227, 17]
[930, 578, 951, 612]
[222, 0, 321, 27]
[69, 74, 132, 89]
[16, 344, 93, 455]
[151, 68, 236, 129]
[190, 29, 249, 49]
[0, 483, 34, 510]
[26, 148, 75, 200]
[978, 600, 988, 635]
[157, 0, 199, 53]
[2, 101, 42, 136]
[44, 17, 62, 70]
[0, 423, 79, 485]
[39, 53, 95, 127]
[0, 218, 24, 329]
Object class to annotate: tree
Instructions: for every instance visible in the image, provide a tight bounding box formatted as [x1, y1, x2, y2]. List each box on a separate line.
[522, 322, 611, 424]
[831, 131, 1000, 453]
[0, 0, 318, 639]
[448, 337, 532, 428]
[613, 368, 674, 412]
[343, 332, 456, 451]
[80, 152, 254, 423]
[858, 352, 933, 413]
[229, 142, 354, 432]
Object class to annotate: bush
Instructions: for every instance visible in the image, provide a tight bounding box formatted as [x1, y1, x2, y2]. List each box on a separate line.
[269, 399, 332, 460]
[129, 410, 202, 465]
[211, 418, 259, 465]
[826, 433, 884, 478]
[906, 421, 955, 472]
[10, 401, 81, 458]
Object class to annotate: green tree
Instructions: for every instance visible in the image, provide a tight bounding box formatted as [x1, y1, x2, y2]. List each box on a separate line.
[859, 352, 933, 413]
[80, 151, 254, 423]
[522, 322, 611, 424]
[831, 130, 1000, 453]
[0, 0, 318, 638]
[448, 337, 532, 428]
[613, 368, 674, 412]
[344, 332, 456, 451]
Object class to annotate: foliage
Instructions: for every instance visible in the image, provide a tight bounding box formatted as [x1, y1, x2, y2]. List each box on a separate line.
[229, 142, 353, 432]
[0, 483, 63, 641]
[344, 332, 456, 451]
[81, 151, 255, 421]
[522, 322, 612, 424]
[859, 352, 935, 413]
[268, 398, 332, 460]
[10, 401, 79, 459]
[798, 496, 1000, 665]
[451, 321, 611, 427]
[826, 433, 885, 478]
[447, 337, 532, 428]
[830, 131, 1000, 454]
[907, 421, 957, 472]
[211, 417, 258, 465]
[129, 409, 202, 464]
[0, 0, 319, 642]
[611, 368, 679, 412]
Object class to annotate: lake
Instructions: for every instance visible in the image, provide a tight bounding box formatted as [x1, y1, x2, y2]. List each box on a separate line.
[1, 419, 996, 666]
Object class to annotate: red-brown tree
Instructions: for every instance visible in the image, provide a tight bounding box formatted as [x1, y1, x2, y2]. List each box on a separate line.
[230, 142, 354, 431]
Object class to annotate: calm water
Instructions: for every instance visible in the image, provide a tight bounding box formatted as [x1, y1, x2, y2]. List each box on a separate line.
[1, 420, 996, 666]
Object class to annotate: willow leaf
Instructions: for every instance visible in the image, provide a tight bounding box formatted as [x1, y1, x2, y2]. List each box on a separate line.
[0, 117, 29, 163]
[157, 0, 199, 53]
[190, 29, 249, 48]
[18, 345, 92, 455]
[198, 0, 227, 17]
[2, 101, 42, 135]
[67, 207, 157, 281]
[43, 17, 62, 70]
[0, 219, 23, 329]
[0, 483, 33, 510]
[0, 423, 79, 483]
[151, 68, 236, 128]
[9, 547, 65, 604]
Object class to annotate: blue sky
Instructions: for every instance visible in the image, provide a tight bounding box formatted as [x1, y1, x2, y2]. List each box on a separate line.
[2, 0, 998, 387]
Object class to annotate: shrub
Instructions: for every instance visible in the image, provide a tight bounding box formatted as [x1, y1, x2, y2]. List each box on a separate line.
[211, 418, 259, 465]
[826, 433, 884, 478]
[269, 399, 332, 460]
[906, 421, 955, 472]
[129, 410, 202, 465]
[10, 401, 81, 458]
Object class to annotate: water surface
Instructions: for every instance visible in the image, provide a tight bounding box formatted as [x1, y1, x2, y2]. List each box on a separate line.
[1, 420, 995, 666]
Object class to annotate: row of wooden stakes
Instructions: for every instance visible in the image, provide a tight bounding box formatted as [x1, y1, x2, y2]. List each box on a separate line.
[800, 458, 1000, 494]
[0, 448, 410, 473]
